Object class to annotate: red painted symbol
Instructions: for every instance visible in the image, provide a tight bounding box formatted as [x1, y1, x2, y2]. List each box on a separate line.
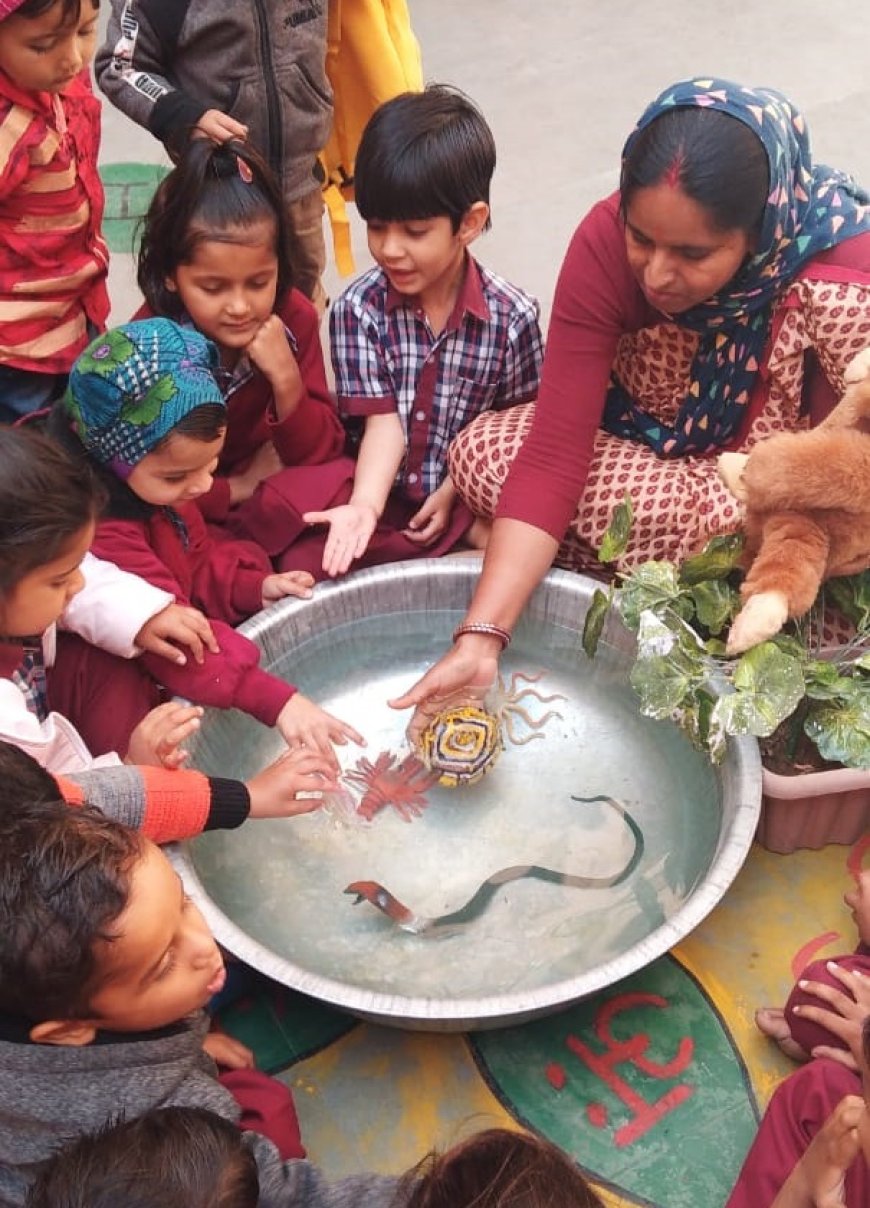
[791, 931, 843, 980]
[563, 992, 695, 1147]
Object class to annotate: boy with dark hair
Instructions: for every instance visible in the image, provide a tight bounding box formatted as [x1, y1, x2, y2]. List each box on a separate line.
[0, 800, 399, 1207]
[25, 1106, 259, 1208]
[305, 84, 543, 577]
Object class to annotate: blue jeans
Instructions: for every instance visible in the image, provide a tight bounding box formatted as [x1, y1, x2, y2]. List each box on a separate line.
[0, 365, 68, 424]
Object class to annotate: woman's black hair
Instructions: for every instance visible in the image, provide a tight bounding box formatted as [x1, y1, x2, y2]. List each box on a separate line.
[0, 426, 103, 599]
[620, 107, 769, 237]
[354, 84, 496, 233]
[137, 139, 293, 317]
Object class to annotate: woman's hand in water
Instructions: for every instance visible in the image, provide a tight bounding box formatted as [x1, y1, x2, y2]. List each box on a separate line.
[388, 632, 501, 745]
[135, 603, 220, 666]
[276, 693, 364, 769]
[245, 315, 304, 420]
[125, 702, 204, 768]
[246, 746, 338, 818]
[261, 570, 315, 607]
[302, 502, 379, 577]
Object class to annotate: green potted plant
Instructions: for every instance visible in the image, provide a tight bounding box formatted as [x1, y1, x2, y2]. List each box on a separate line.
[582, 498, 870, 852]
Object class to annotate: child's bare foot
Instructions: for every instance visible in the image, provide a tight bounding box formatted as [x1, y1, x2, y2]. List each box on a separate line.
[755, 1006, 810, 1061]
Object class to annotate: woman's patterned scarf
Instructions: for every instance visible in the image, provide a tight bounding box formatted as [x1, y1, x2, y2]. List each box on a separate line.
[603, 77, 870, 455]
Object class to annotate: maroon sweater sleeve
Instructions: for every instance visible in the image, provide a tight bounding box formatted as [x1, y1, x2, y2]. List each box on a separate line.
[496, 194, 650, 539]
[90, 518, 295, 726]
[178, 504, 271, 623]
[267, 291, 347, 466]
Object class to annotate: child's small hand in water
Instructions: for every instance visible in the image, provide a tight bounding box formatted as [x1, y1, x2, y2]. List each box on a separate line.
[261, 570, 315, 607]
[245, 315, 303, 419]
[302, 502, 379, 577]
[136, 603, 220, 665]
[125, 702, 204, 768]
[193, 109, 249, 143]
[403, 480, 456, 545]
[276, 694, 364, 768]
[246, 746, 338, 818]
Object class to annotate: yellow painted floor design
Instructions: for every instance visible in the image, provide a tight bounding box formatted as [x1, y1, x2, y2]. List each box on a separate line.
[216, 838, 862, 1208]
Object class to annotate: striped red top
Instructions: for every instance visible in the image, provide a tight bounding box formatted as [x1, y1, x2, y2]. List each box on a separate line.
[0, 69, 108, 374]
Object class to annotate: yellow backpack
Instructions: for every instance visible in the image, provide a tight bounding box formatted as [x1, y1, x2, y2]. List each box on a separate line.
[321, 0, 423, 276]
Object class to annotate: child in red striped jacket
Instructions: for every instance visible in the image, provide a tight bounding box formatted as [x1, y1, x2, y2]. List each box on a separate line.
[0, 0, 108, 422]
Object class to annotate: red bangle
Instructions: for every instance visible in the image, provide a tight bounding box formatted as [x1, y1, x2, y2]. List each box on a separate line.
[452, 621, 511, 649]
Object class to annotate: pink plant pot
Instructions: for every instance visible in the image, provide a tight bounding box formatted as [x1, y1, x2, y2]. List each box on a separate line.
[758, 765, 870, 853]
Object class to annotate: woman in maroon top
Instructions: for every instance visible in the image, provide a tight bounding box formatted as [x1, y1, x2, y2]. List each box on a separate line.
[391, 77, 870, 726]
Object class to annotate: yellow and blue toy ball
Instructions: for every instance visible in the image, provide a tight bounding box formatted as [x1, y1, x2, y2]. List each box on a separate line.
[417, 705, 503, 787]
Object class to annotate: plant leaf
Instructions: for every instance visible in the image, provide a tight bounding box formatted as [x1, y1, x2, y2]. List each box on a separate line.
[617, 561, 683, 631]
[598, 494, 634, 563]
[581, 588, 611, 659]
[713, 643, 805, 737]
[679, 532, 745, 585]
[805, 695, 870, 768]
[823, 572, 870, 634]
[690, 579, 739, 635]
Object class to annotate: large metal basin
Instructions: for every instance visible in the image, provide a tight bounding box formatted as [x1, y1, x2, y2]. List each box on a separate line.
[173, 559, 761, 1031]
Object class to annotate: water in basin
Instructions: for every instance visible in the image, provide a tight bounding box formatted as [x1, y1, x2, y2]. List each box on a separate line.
[185, 608, 723, 1006]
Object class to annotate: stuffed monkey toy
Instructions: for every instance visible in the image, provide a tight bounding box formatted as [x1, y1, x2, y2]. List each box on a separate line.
[718, 347, 870, 656]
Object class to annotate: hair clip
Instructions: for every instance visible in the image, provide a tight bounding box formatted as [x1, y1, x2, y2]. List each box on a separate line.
[236, 156, 253, 184]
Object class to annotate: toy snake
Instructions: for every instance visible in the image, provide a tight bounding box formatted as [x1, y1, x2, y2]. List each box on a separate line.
[344, 794, 644, 936]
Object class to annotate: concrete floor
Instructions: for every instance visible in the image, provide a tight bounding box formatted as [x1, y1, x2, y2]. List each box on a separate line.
[100, 1, 870, 329]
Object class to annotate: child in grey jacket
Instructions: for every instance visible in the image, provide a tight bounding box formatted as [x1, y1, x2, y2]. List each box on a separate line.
[0, 798, 398, 1208]
[95, 0, 331, 307]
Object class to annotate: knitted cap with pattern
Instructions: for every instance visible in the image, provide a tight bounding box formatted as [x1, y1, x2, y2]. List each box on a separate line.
[64, 318, 225, 477]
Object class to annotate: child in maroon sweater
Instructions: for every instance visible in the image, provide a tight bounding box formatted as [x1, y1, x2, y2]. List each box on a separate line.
[50, 317, 362, 762]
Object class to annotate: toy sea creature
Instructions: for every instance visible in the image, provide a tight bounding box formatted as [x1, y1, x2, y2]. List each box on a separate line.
[342, 751, 438, 821]
[414, 670, 567, 788]
[485, 671, 567, 745]
[417, 704, 504, 787]
[345, 795, 644, 936]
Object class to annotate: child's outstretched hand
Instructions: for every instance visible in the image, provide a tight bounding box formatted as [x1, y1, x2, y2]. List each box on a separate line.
[246, 746, 338, 818]
[136, 603, 220, 666]
[193, 109, 249, 143]
[245, 315, 303, 419]
[276, 694, 364, 768]
[303, 502, 379, 577]
[261, 571, 315, 608]
[771, 1094, 864, 1207]
[403, 479, 456, 546]
[125, 702, 204, 768]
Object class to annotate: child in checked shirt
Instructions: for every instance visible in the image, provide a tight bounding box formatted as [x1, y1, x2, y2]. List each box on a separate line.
[305, 85, 543, 577]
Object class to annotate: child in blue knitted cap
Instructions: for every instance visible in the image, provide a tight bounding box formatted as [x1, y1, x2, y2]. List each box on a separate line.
[47, 316, 363, 763]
